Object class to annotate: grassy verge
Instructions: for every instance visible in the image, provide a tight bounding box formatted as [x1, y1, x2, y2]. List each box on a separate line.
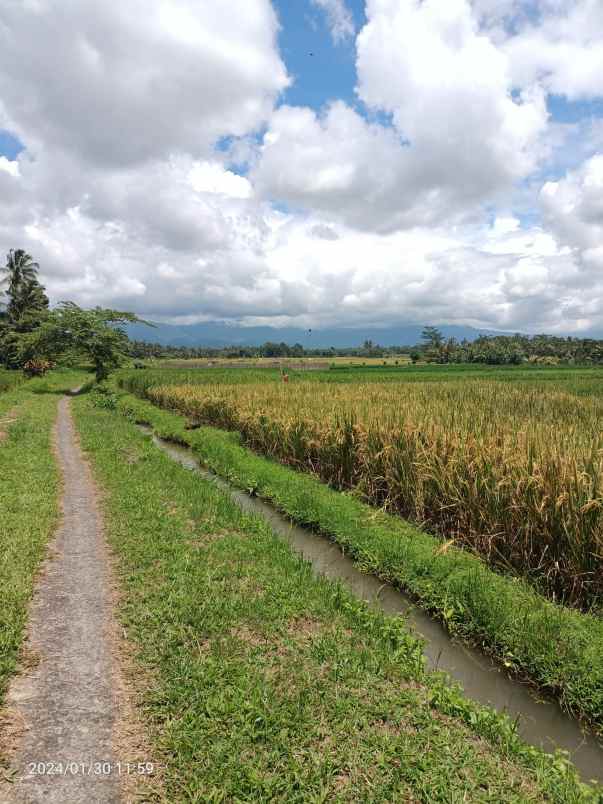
[73, 394, 597, 802]
[0, 370, 87, 716]
[0, 370, 24, 394]
[114, 391, 603, 737]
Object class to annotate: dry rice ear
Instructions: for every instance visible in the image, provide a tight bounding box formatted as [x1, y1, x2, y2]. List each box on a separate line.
[134, 377, 603, 611]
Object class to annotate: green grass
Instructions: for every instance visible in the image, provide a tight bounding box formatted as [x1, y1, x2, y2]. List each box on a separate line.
[113, 391, 603, 737]
[0, 369, 24, 394]
[0, 370, 87, 720]
[72, 395, 597, 802]
[0, 391, 57, 710]
[119, 363, 603, 395]
[0, 371, 89, 710]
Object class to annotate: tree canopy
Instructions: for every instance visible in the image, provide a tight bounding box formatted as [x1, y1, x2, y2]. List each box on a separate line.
[0, 249, 146, 379]
[1, 249, 49, 327]
[34, 303, 146, 381]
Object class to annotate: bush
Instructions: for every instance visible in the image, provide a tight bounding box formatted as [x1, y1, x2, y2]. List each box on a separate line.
[90, 385, 118, 410]
[23, 359, 54, 377]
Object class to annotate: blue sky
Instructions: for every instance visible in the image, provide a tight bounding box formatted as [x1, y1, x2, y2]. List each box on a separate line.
[4, 0, 602, 182]
[269, 0, 603, 197]
[548, 95, 603, 124]
[272, 0, 364, 110]
[0, 130, 22, 160]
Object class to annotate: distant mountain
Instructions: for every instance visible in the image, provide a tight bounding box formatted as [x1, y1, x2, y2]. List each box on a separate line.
[125, 321, 511, 349]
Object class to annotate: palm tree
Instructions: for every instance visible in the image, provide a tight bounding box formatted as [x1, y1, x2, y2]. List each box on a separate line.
[1, 249, 39, 293]
[11, 277, 49, 321]
[1, 250, 44, 325]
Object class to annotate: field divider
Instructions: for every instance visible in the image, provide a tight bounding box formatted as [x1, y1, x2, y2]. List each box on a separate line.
[114, 391, 603, 736]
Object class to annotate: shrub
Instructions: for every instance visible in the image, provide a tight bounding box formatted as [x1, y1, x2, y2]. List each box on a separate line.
[23, 359, 54, 377]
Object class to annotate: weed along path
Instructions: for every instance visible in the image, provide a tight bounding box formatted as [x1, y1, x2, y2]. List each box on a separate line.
[142, 427, 603, 786]
[2, 396, 127, 804]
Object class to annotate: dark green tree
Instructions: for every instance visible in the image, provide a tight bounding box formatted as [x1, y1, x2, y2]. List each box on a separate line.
[1, 250, 48, 325]
[421, 326, 444, 349]
[34, 303, 148, 381]
[0, 250, 50, 367]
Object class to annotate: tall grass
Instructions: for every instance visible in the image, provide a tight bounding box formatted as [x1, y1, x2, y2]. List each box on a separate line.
[123, 374, 603, 610]
[0, 369, 24, 393]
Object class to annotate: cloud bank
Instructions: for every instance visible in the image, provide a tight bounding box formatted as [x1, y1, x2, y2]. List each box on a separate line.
[1, 0, 603, 334]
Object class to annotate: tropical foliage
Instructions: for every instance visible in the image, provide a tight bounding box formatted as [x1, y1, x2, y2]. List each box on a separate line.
[0, 249, 144, 380]
[0, 249, 50, 368]
[419, 328, 603, 365]
[33, 303, 146, 381]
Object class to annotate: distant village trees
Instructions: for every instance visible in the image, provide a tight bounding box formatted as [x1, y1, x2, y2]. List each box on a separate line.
[4, 251, 603, 371]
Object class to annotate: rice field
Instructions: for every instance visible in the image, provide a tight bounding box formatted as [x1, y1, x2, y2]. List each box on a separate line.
[120, 366, 603, 611]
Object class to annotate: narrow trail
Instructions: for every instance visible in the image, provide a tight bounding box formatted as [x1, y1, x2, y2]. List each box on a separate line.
[2, 397, 123, 804]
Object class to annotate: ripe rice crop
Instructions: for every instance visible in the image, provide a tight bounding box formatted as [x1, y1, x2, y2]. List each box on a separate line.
[127, 375, 603, 610]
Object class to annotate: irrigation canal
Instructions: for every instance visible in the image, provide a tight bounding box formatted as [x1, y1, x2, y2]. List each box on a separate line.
[139, 425, 603, 785]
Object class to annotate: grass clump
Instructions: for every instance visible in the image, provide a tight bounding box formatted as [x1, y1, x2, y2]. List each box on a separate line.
[73, 395, 598, 801]
[0, 369, 24, 394]
[0, 389, 59, 711]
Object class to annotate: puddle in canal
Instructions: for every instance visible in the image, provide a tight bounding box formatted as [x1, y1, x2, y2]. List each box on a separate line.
[139, 425, 603, 784]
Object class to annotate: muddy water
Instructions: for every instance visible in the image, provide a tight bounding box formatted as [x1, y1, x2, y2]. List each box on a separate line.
[140, 426, 603, 784]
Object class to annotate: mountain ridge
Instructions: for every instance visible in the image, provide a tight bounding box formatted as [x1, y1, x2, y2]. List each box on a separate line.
[126, 321, 515, 349]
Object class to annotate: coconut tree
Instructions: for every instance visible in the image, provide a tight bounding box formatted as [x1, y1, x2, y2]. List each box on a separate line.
[1, 249, 39, 292]
[1, 249, 45, 325]
[8, 276, 49, 325]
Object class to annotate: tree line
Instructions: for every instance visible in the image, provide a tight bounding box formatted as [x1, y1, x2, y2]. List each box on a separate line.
[417, 326, 603, 365]
[128, 339, 406, 360]
[4, 250, 603, 375]
[131, 328, 603, 365]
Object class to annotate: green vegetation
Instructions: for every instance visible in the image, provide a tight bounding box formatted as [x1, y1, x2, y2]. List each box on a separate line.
[1, 248, 147, 381]
[129, 329, 603, 365]
[0, 370, 85, 713]
[33, 302, 147, 381]
[119, 367, 603, 610]
[0, 249, 50, 370]
[121, 361, 603, 391]
[419, 329, 603, 366]
[112, 388, 603, 734]
[72, 393, 597, 802]
[0, 369, 23, 393]
[122, 367, 286, 395]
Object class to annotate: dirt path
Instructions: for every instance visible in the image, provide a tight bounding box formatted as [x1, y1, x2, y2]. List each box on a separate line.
[1, 397, 124, 803]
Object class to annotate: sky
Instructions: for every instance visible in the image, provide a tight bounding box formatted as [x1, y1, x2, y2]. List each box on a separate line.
[1, 0, 603, 335]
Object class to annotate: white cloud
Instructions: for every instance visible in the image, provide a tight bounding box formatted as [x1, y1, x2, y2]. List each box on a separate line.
[2, 0, 603, 336]
[0, 157, 19, 178]
[540, 155, 603, 267]
[254, 1, 547, 231]
[1, 149, 597, 333]
[0, 0, 288, 166]
[310, 0, 355, 43]
[253, 103, 429, 232]
[188, 163, 253, 199]
[502, 1, 603, 100]
[356, 0, 547, 182]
